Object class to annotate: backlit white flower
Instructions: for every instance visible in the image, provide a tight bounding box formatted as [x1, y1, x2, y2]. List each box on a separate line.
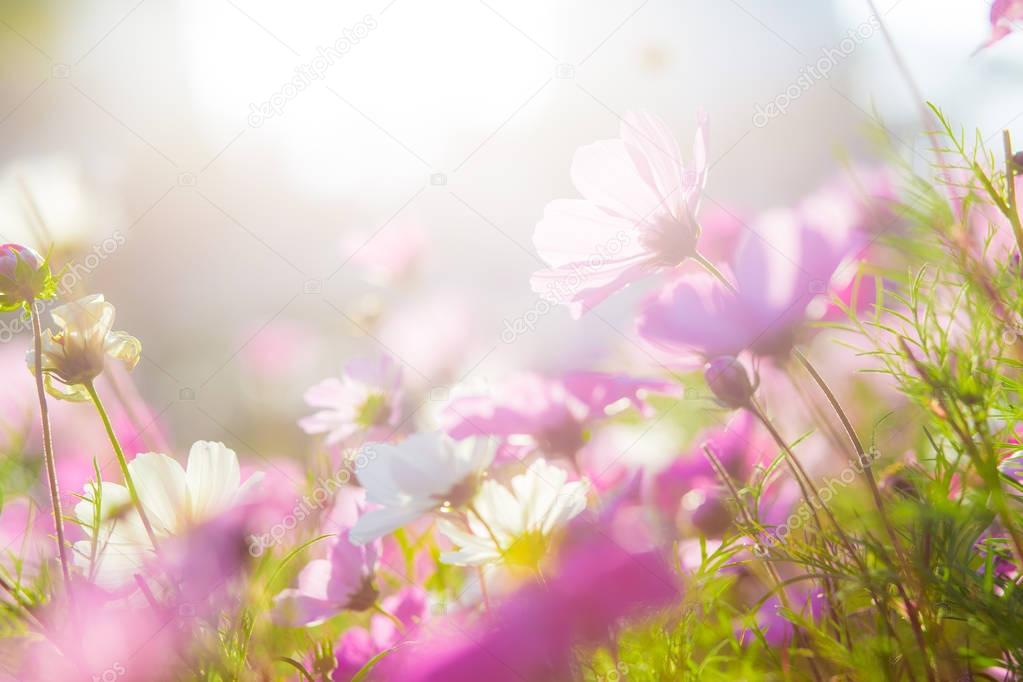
[349, 432, 495, 546]
[438, 459, 588, 567]
[73, 441, 263, 589]
[26, 294, 140, 401]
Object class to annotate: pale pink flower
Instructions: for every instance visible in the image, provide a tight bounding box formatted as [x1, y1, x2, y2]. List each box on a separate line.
[638, 207, 863, 362]
[273, 528, 381, 626]
[441, 371, 676, 459]
[530, 112, 708, 317]
[299, 355, 402, 447]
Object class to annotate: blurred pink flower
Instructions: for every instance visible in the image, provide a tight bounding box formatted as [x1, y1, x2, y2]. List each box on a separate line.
[441, 371, 676, 459]
[530, 111, 708, 317]
[380, 517, 679, 681]
[645, 413, 766, 536]
[980, 0, 1023, 50]
[238, 320, 320, 380]
[378, 292, 472, 384]
[20, 587, 185, 681]
[333, 586, 428, 680]
[299, 355, 402, 447]
[159, 503, 255, 612]
[638, 207, 863, 362]
[273, 528, 381, 627]
[0, 497, 53, 568]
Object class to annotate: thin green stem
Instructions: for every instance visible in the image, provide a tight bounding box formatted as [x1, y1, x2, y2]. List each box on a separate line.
[85, 380, 161, 551]
[29, 304, 74, 605]
[1003, 130, 1023, 257]
[692, 251, 736, 292]
[371, 602, 406, 633]
[750, 401, 863, 568]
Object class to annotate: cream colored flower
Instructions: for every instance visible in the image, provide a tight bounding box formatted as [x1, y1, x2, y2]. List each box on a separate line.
[74, 441, 263, 589]
[438, 459, 588, 567]
[26, 294, 140, 401]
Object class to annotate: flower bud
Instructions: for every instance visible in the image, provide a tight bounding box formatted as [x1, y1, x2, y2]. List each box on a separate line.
[1014, 151, 1023, 171]
[0, 243, 50, 310]
[704, 356, 754, 409]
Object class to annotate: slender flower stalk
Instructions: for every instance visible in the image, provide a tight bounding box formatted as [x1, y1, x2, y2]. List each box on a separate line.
[748, 400, 861, 565]
[692, 248, 905, 551]
[29, 303, 74, 604]
[1003, 130, 1023, 256]
[372, 602, 407, 633]
[84, 380, 161, 551]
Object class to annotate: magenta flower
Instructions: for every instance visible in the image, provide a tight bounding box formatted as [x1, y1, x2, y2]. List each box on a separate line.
[441, 371, 676, 459]
[646, 412, 766, 535]
[379, 518, 679, 681]
[638, 207, 863, 362]
[299, 355, 402, 447]
[530, 111, 708, 317]
[333, 586, 428, 680]
[273, 529, 382, 627]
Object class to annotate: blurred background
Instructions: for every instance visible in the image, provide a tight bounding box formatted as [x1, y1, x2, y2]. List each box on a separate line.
[0, 0, 1019, 460]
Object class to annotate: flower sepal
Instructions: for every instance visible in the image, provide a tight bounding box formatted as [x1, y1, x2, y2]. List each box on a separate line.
[0, 243, 58, 313]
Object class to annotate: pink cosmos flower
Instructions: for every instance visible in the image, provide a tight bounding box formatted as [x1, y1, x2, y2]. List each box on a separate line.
[980, 0, 1023, 50]
[299, 355, 402, 447]
[530, 111, 708, 317]
[638, 206, 863, 363]
[273, 528, 381, 626]
[333, 586, 428, 680]
[380, 517, 679, 681]
[441, 371, 676, 459]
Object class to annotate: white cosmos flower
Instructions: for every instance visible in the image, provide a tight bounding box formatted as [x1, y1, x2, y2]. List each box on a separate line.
[438, 459, 588, 567]
[26, 294, 141, 401]
[349, 432, 495, 546]
[74, 441, 263, 589]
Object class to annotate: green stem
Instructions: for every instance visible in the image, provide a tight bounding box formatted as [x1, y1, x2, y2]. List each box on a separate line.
[692, 251, 736, 292]
[85, 380, 161, 551]
[1003, 130, 1023, 258]
[371, 601, 406, 633]
[29, 304, 74, 605]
